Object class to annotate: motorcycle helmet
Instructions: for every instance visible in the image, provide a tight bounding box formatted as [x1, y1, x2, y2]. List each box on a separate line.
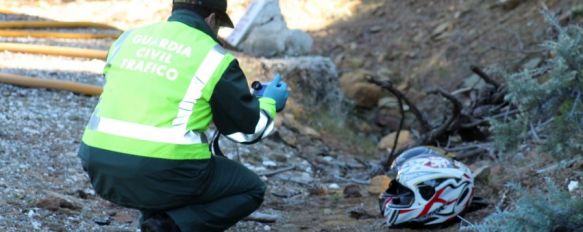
[379, 146, 474, 226]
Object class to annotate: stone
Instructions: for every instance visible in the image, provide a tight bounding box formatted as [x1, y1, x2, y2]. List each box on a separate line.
[369, 25, 382, 33]
[112, 211, 134, 224]
[568, 181, 579, 192]
[343, 184, 362, 198]
[432, 22, 450, 40]
[302, 126, 321, 139]
[237, 55, 341, 110]
[308, 183, 328, 196]
[328, 183, 340, 189]
[339, 70, 384, 108]
[36, 191, 83, 212]
[497, 0, 523, 10]
[377, 131, 413, 151]
[348, 207, 376, 220]
[94, 216, 111, 226]
[375, 108, 401, 130]
[377, 97, 399, 108]
[285, 29, 313, 56]
[367, 175, 391, 194]
[237, 0, 313, 57]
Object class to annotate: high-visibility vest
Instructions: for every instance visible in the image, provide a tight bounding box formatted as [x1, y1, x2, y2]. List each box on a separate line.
[82, 21, 235, 160]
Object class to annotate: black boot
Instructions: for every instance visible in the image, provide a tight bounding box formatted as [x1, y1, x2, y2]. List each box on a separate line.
[140, 213, 180, 232]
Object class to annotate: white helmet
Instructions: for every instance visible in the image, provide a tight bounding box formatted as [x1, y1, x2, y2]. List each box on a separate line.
[378, 146, 474, 226]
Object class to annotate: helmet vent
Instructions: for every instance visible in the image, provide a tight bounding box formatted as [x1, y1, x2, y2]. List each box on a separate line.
[418, 184, 435, 200]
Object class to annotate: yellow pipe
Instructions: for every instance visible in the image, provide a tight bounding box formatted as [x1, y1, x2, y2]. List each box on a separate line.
[0, 42, 107, 60]
[0, 21, 120, 30]
[0, 72, 102, 96]
[0, 8, 17, 15]
[0, 30, 120, 39]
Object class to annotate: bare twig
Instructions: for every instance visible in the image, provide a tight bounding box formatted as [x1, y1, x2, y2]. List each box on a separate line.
[424, 88, 463, 143]
[334, 175, 370, 185]
[530, 122, 541, 142]
[258, 166, 296, 177]
[536, 158, 582, 174]
[385, 96, 406, 169]
[470, 65, 500, 89]
[244, 212, 279, 223]
[570, 91, 581, 118]
[369, 79, 431, 133]
[496, 188, 510, 210]
[271, 191, 301, 198]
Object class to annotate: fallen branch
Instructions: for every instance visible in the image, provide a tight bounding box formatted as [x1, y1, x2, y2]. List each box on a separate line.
[536, 158, 581, 174]
[422, 88, 463, 144]
[471, 65, 500, 90]
[334, 175, 370, 185]
[258, 166, 296, 177]
[369, 78, 430, 133]
[271, 191, 301, 198]
[244, 212, 278, 223]
[385, 96, 406, 168]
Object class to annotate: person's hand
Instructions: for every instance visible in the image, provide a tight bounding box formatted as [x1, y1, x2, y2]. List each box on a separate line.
[262, 74, 288, 112]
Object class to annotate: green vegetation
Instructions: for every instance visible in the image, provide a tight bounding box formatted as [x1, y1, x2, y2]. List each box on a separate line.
[462, 179, 583, 231]
[490, 11, 583, 159]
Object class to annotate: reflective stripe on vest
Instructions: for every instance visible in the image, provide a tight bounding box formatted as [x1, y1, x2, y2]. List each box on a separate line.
[87, 114, 206, 144]
[89, 45, 224, 145]
[173, 45, 226, 128]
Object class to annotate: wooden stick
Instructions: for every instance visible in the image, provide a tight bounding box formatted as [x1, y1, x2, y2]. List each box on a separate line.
[0, 21, 120, 30]
[0, 42, 107, 60]
[258, 166, 296, 177]
[0, 30, 120, 39]
[0, 72, 102, 96]
[244, 212, 278, 223]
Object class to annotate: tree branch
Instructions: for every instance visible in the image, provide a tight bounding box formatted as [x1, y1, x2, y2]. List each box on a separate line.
[369, 79, 431, 133]
[471, 65, 500, 89]
[423, 88, 463, 144]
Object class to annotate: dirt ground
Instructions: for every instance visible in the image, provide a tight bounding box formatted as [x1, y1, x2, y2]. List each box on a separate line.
[1, 0, 582, 231]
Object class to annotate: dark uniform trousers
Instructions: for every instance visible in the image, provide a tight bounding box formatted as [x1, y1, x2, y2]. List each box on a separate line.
[79, 143, 266, 232]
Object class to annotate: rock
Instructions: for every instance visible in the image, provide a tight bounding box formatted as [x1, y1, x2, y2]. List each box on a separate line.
[568, 181, 579, 192]
[328, 183, 340, 190]
[377, 130, 413, 151]
[432, 22, 450, 40]
[339, 70, 384, 108]
[36, 191, 83, 212]
[377, 97, 399, 108]
[278, 127, 297, 146]
[367, 175, 392, 194]
[375, 108, 401, 130]
[238, 0, 313, 57]
[94, 216, 111, 226]
[343, 184, 362, 198]
[262, 160, 277, 167]
[285, 30, 313, 56]
[302, 126, 321, 139]
[369, 25, 382, 33]
[348, 207, 377, 220]
[238, 55, 341, 110]
[496, 0, 523, 10]
[308, 183, 328, 196]
[112, 211, 134, 224]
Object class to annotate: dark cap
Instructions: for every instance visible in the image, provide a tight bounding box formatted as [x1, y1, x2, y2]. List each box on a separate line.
[173, 0, 234, 28]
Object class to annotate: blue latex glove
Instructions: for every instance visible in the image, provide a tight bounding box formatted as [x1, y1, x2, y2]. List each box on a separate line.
[261, 74, 288, 112]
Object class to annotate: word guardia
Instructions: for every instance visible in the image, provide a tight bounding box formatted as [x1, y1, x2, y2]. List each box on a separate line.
[119, 35, 193, 81]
